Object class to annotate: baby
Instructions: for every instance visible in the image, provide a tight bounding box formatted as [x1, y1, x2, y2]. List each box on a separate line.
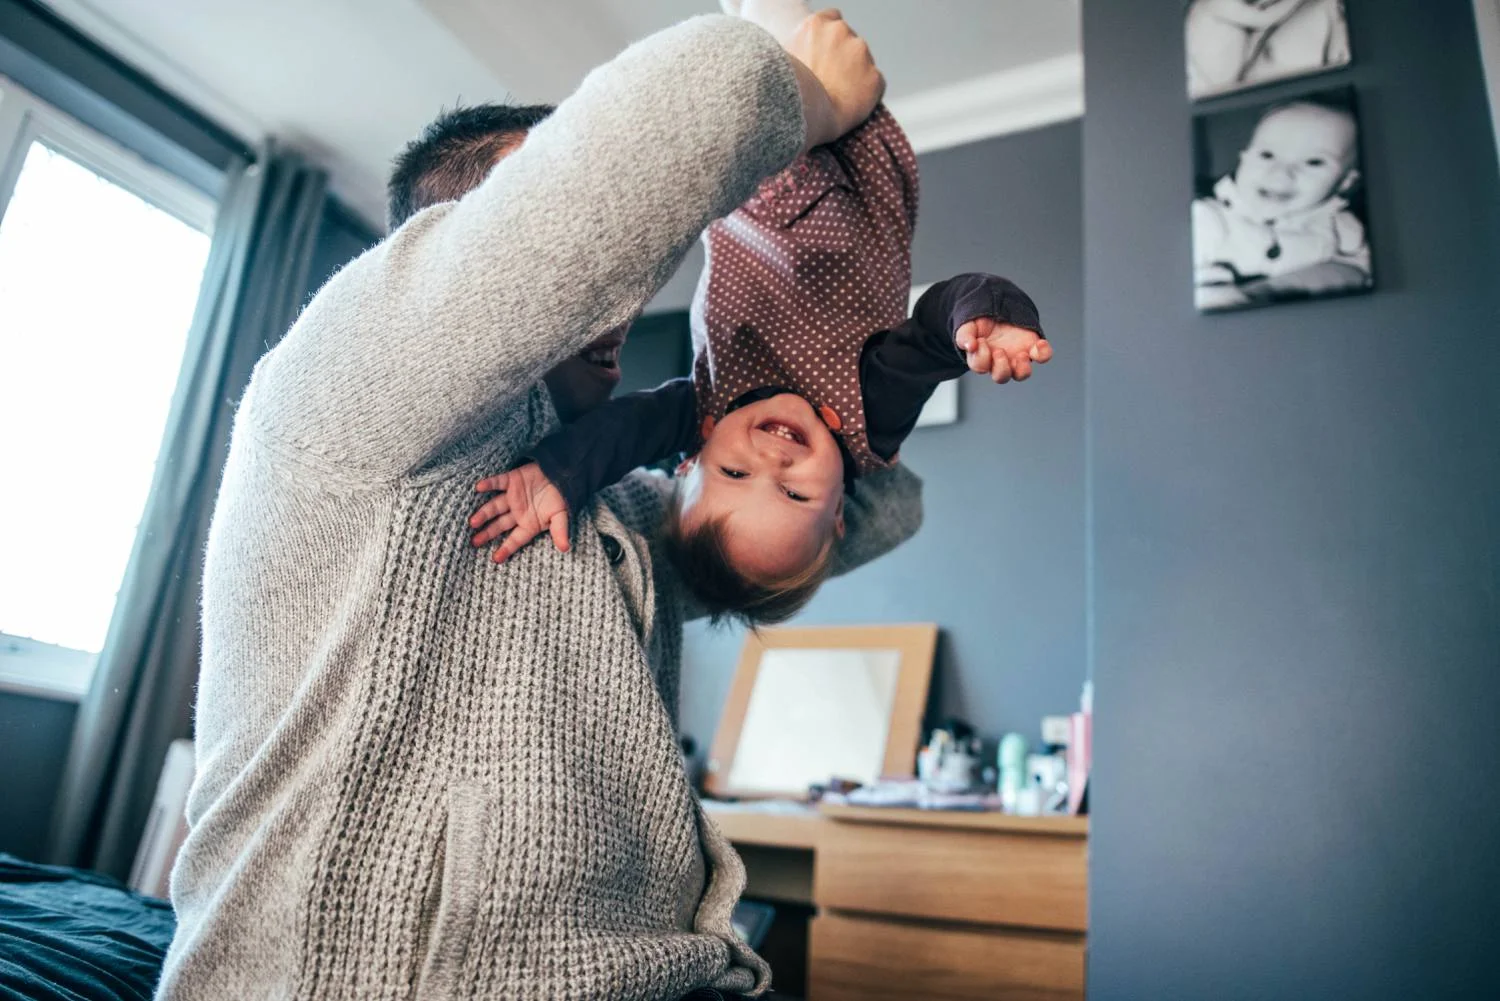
[1192, 98, 1370, 311]
[1186, 0, 1351, 99]
[470, 0, 1051, 623]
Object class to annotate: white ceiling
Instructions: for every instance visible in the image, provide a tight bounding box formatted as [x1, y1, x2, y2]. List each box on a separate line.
[41, 0, 1080, 230]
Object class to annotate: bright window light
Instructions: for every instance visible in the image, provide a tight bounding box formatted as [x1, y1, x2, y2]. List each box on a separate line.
[0, 140, 211, 659]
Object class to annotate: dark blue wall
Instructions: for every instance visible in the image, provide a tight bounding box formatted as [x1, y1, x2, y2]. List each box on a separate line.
[0, 693, 75, 859]
[677, 120, 1088, 751]
[1082, 3, 1500, 999]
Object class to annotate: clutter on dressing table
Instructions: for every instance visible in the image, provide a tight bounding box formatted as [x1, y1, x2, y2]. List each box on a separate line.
[916, 717, 983, 792]
[807, 680, 1094, 817]
[691, 622, 1093, 817]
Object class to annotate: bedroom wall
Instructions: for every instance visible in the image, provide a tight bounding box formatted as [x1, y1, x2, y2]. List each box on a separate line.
[670, 120, 1088, 752]
[1082, 2, 1500, 998]
[0, 693, 76, 859]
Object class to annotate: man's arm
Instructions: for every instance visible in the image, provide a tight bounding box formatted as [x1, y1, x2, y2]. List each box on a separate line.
[244, 17, 807, 477]
[826, 462, 924, 578]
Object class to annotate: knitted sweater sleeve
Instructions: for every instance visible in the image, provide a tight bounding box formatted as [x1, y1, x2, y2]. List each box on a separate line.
[827, 463, 925, 577]
[244, 15, 804, 476]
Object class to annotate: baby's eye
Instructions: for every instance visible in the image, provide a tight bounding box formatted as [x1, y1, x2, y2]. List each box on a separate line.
[1305, 157, 1326, 167]
[783, 488, 810, 503]
[1258, 150, 1275, 160]
[719, 467, 747, 479]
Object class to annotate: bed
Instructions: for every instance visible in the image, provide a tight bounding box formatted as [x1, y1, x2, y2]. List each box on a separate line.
[0, 854, 174, 1000]
[0, 740, 190, 999]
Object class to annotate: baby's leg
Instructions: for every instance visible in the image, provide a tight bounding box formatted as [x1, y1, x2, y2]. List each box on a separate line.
[722, 0, 812, 48]
[725, 0, 908, 221]
[828, 106, 919, 243]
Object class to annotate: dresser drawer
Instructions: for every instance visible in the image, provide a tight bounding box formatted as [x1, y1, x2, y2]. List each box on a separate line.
[808, 912, 1085, 1001]
[814, 820, 1087, 931]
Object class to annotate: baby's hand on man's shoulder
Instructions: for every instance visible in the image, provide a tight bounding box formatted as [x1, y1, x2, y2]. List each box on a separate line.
[955, 317, 1052, 385]
[469, 464, 570, 565]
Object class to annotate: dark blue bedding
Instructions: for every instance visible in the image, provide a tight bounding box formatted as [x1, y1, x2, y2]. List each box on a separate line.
[0, 854, 174, 1001]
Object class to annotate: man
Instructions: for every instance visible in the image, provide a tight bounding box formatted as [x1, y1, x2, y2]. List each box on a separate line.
[158, 12, 920, 1000]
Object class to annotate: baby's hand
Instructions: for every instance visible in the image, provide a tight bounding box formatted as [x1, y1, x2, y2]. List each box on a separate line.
[470, 464, 570, 564]
[955, 318, 1053, 384]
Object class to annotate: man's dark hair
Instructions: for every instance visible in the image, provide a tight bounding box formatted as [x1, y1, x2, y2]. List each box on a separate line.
[387, 103, 556, 229]
[662, 508, 835, 628]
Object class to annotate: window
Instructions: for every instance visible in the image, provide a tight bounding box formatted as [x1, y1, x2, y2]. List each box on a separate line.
[0, 78, 215, 700]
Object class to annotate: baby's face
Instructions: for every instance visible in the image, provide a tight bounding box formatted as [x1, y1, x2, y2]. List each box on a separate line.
[678, 393, 846, 581]
[1235, 103, 1357, 219]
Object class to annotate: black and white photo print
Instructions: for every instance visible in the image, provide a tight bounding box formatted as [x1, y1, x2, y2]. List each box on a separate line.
[1185, 0, 1351, 100]
[1191, 86, 1372, 313]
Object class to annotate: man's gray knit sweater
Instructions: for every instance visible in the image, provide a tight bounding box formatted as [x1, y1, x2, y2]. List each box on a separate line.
[157, 17, 921, 1001]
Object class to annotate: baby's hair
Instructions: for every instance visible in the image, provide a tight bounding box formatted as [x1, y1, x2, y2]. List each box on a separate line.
[661, 505, 834, 628]
[1257, 98, 1358, 153]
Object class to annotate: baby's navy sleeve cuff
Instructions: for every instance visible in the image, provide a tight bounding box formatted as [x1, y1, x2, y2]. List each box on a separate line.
[949, 275, 1045, 340]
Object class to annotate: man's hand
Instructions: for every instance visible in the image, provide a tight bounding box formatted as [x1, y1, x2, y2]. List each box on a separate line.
[470, 464, 570, 564]
[955, 318, 1053, 385]
[785, 9, 884, 149]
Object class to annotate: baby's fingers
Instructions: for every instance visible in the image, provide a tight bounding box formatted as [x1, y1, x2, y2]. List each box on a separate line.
[474, 473, 510, 493]
[468, 495, 513, 530]
[548, 513, 571, 553]
[966, 339, 993, 375]
[492, 526, 540, 564]
[471, 513, 516, 547]
[990, 352, 1013, 384]
[1009, 352, 1033, 382]
[1004, 343, 1036, 382]
[954, 320, 979, 354]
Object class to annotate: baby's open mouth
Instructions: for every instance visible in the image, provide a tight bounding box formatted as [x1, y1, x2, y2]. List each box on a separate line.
[757, 420, 807, 446]
[582, 345, 620, 370]
[1257, 187, 1295, 203]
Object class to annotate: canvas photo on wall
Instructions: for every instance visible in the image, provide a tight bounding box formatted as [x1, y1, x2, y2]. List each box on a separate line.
[1191, 85, 1371, 313]
[1185, 0, 1351, 100]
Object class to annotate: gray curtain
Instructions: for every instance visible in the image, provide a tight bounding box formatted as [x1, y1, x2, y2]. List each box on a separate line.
[48, 145, 328, 878]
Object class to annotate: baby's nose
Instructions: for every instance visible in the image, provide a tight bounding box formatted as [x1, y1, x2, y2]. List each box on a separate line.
[757, 441, 796, 468]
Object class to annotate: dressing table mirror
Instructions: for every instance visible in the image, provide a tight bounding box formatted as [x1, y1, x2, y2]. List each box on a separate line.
[704, 624, 937, 800]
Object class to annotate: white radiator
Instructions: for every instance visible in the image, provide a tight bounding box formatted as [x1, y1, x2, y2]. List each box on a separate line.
[127, 738, 195, 900]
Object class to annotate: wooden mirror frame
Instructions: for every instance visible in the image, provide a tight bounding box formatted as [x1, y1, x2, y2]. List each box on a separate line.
[704, 623, 938, 800]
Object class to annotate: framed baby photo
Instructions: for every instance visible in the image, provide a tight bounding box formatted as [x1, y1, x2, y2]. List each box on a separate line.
[1185, 0, 1352, 101]
[1190, 85, 1372, 313]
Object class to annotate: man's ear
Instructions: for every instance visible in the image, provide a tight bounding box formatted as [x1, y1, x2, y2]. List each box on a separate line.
[675, 454, 698, 478]
[833, 494, 846, 539]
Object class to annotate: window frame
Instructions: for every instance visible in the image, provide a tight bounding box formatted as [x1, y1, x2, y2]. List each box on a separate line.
[0, 74, 215, 702]
[0, 74, 216, 234]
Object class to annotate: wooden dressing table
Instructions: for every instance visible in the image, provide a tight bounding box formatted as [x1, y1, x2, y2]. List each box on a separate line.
[704, 800, 1088, 1001]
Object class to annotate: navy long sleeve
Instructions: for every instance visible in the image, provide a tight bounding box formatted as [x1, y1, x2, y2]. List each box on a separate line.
[860, 273, 1043, 460]
[529, 378, 698, 515]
